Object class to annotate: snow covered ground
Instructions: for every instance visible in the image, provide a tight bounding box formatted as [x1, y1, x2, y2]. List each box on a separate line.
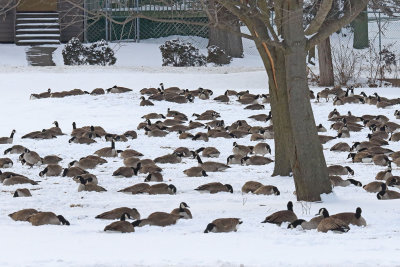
[0, 65, 400, 266]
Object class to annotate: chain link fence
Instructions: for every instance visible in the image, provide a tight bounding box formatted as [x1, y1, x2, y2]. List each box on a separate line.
[84, 0, 208, 48]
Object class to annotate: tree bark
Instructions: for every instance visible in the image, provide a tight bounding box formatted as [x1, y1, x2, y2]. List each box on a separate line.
[282, 0, 332, 201]
[318, 37, 334, 86]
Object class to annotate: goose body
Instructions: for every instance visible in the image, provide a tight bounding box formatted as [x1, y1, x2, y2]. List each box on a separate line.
[330, 142, 351, 152]
[13, 188, 32, 197]
[196, 155, 230, 172]
[4, 145, 26, 155]
[226, 154, 242, 165]
[20, 149, 42, 166]
[288, 216, 324, 230]
[254, 185, 280, 195]
[204, 218, 242, 233]
[252, 143, 271, 156]
[261, 201, 297, 225]
[3, 176, 38, 186]
[331, 208, 367, 227]
[327, 165, 354, 176]
[195, 182, 233, 194]
[9, 209, 39, 221]
[317, 209, 350, 233]
[377, 189, 400, 199]
[42, 155, 62, 165]
[95, 141, 118, 157]
[39, 164, 63, 177]
[132, 212, 181, 227]
[78, 177, 106, 192]
[62, 167, 88, 177]
[0, 158, 13, 168]
[96, 207, 140, 220]
[28, 212, 70, 226]
[241, 181, 263, 193]
[329, 176, 362, 187]
[241, 156, 273, 165]
[232, 142, 252, 156]
[113, 164, 141, 178]
[0, 130, 16, 144]
[183, 167, 207, 177]
[171, 202, 192, 219]
[154, 153, 182, 164]
[148, 183, 177, 195]
[363, 182, 386, 193]
[197, 147, 220, 158]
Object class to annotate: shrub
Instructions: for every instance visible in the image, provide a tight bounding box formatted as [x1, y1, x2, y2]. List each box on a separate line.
[86, 40, 117, 66]
[160, 39, 206, 67]
[207, 45, 232, 66]
[62, 37, 86, 65]
[62, 38, 116, 66]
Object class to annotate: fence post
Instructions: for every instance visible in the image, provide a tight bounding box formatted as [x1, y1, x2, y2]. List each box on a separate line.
[136, 0, 140, 42]
[105, 0, 109, 41]
[353, 7, 368, 49]
[378, 11, 382, 59]
[83, 0, 87, 43]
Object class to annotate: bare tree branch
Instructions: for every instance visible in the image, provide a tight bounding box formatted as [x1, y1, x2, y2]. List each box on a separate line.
[304, 0, 333, 36]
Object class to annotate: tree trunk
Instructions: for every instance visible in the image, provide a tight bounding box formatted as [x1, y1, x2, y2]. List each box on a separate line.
[207, 1, 243, 58]
[281, 0, 332, 201]
[318, 37, 334, 86]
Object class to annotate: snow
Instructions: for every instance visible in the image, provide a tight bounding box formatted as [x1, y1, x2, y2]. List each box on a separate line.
[0, 64, 400, 266]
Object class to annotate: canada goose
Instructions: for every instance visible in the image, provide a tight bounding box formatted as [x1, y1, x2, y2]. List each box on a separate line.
[112, 164, 141, 178]
[139, 164, 162, 174]
[261, 201, 298, 225]
[183, 167, 207, 177]
[195, 147, 220, 158]
[196, 155, 230, 172]
[177, 130, 192, 140]
[141, 87, 159, 95]
[19, 149, 42, 167]
[195, 182, 233, 194]
[9, 209, 39, 222]
[214, 91, 229, 102]
[154, 153, 182, 164]
[331, 207, 367, 226]
[96, 207, 140, 220]
[73, 174, 98, 185]
[328, 108, 340, 119]
[237, 96, 259, 105]
[106, 85, 132, 94]
[13, 188, 32, 197]
[94, 140, 118, 157]
[327, 165, 354, 176]
[241, 181, 263, 193]
[316, 124, 327, 132]
[319, 135, 336, 144]
[30, 88, 51, 100]
[41, 155, 62, 165]
[172, 147, 190, 158]
[376, 96, 392, 108]
[376, 168, 392, 181]
[0, 130, 16, 144]
[386, 176, 400, 189]
[144, 127, 168, 137]
[132, 212, 182, 227]
[28, 212, 70, 226]
[241, 156, 273, 166]
[78, 177, 106, 192]
[171, 202, 192, 219]
[4, 145, 26, 155]
[377, 189, 400, 199]
[245, 104, 265, 110]
[317, 208, 350, 233]
[0, 171, 27, 182]
[46, 121, 64, 136]
[105, 134, 128, 142]
[188, 121, 204, 129]
[104, 213, 135, 233]
[39, 164, 63, 177]
[329, 176, 362, 187]
[204, 218, 242, 233]
[250, 143, 270, 156]
[90, 88, 105, 95]
[395, 110, 400, 119]
[144, 172, 162, 182]
[69, 135, 96, 144]
[249, 113, 271, 122]
[193, 112, 219, 121]
[3, 176, 38, 186]
[254, 185, 280, 195]
[330, 142, 351, 152]
[0, 158, 13, 168]
[232, 142, 252, 156]
[81, 125, 107, 137]
[192, 132, 209, 142]
[351, 141, 376, 152]
[69, 158, 100, 170]
[119, 183, 151, 194]
[117, 150, 142, 160]
[288, 216, 323, 230]
[123, 157, 141, 168]
[226, 154, 242, 165]
[62, 167, 87, 177]
[389, 132, 400, 142]
[148, 183, 177, 195]
[372, 154, 390, 166]
[363, 182, 386, 193]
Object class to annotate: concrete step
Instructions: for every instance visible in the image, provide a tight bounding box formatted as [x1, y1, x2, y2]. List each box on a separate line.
[16, 18, 59, 24]
[16, 12, 59, 19]
[16, 29, 60, 35]
[16, 39, 61, 46]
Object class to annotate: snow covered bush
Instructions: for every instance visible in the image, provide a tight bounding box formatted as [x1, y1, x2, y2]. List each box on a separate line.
[207, 45, 232, 66]
[160, 39, 206, 67]
[85, 40, 117, 66]
[62, 38, 116, 66]
[62, 37, 86, 65]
